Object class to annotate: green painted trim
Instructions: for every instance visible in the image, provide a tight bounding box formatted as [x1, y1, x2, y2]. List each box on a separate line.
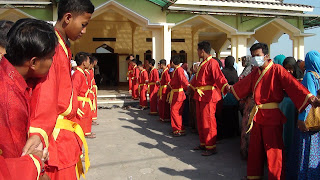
[21, 7, 53, 21]
[92, 0, 166, 23]
[166, 13, 194, 23]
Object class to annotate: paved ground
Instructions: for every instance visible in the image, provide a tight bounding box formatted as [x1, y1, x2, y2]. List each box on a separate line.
[83, 107, 247, 180]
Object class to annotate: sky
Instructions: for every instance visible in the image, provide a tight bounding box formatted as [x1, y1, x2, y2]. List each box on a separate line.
[270, 0, 320, 59]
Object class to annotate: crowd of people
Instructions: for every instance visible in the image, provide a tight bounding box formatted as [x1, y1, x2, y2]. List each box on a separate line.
[0, 0, 320, 179]
[126, 42, 320, 179]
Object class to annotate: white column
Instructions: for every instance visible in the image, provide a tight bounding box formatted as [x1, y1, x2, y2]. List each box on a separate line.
[292, 37, 299, 59]
[152, 28, 163, 65]
[163, 24, 171, 64]
[236, 35, 247, 62]
[298, 36, 305, 60]
[231, 36, 237, 59]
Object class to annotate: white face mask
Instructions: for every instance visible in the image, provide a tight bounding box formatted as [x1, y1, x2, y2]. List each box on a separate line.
[252, 56, 265, 67]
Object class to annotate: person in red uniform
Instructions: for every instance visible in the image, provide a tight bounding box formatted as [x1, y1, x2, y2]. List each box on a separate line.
[73, 52, 95, 139]
[89, 56, 98, 125]
[168, 55, 190, 136]
[157, 59, 171, 122]
[138, 61, 149, 109]
[147, 59, 159, 115]
[22, 0, 95, 179]
[0, 18, 57, 179]
[131, 59, 140, 100]
[127, 54, 134, 93]
[230, 43, 320, 180]
[190, 41, 229, 156]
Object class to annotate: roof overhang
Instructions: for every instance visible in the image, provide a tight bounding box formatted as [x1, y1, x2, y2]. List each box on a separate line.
[146, 0, 177, 9]
[0, 1, 52, 8]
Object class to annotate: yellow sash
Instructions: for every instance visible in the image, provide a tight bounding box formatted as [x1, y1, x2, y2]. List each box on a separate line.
[167, 88, 184, 104]
[157, 85, 168, 99]
[247, 61, 275, 133]
[54, 118, 90, 178]
[78, 96, 94, 111]
[148, 82, 157, 94]
[191, 85, 215, 97]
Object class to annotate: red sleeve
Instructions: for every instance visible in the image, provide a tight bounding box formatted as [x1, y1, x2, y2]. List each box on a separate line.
[135, 68, 139, 80]
[179, 68, 189, 90]
[72, 72, 83, 96]
[144, 71, 149, 82]
[1, 155, 42, 180]
[278, 65, 313, 112]
[154, 69, 159, 82]
[211, 60, 228, 94]
[231, 70, 254, 101]
[29, 56, 58, 148]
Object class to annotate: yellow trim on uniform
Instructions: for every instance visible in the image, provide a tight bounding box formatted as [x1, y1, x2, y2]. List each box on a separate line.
[231, 86, 240, 101]
[148, 82, 157, 94]
[60, 92, 73, 117]
[54, 118, 90, 175]
[246, 103, 279, 133]
[196, 56, 212, 79]
[55, 30, 69, 59]
[299, 93, 313, 112]
[28, 127, 49, 148]
[221, 83, 228, 95]
[253, 61, 273, 98]
[29, 154, 41, 180]
[92, 117, 97, 120]
[168, 88, 184, 104]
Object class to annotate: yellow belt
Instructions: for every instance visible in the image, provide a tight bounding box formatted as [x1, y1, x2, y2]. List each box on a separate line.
[54, 117, 90, 178]
[148, 82, 157, 94]
[191, 85, 215, 97]
[167, 88, 184, 104]
[78, 96, 94, 111]
[157, 85, 168, 99]
[138, 83, 146, 92]
[247, 102, 279, 133]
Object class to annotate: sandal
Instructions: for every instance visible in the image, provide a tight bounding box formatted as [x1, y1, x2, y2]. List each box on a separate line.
[92, 121, 99, 125]
[201, 149, 217, 156]
[193, 145, 205, 150]
[85, 134, 96, 139]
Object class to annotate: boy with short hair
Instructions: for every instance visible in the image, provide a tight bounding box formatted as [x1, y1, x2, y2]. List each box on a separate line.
[138, 61, 149, 109]
[127, 54, 134, 93]
[231, 43, 320, 180]
[89, 56, 98, 125]
[158, 59, 171, 122]
[0, 20, 13, 55]
[73, 52, 95, 139]
[147, 59, 159, 115]
[131, 59, 140, 100]
[23, 0, 95, 179]
[0, 18, 57, 179]
[168, 56, 190, 136]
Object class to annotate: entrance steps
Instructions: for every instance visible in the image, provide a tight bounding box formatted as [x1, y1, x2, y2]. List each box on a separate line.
[97, 90, 140, 108]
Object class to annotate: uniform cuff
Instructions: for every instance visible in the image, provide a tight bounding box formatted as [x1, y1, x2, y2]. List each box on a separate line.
[28, 127, 49, 148]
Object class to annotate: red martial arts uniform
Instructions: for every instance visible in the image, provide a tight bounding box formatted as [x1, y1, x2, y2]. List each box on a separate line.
[0, 57, 44, 180]
[0, 155, 43, 180]
[231, 60, 312, 180]
[0, 57, 31, 158]
[168, 66, 189, 133]
[148, 67, 159, 114]
[29, 30, 87, 179]
[191, 56, 228, 150]
[73, 68, 92, 135]
[132, 65, 139, 99]
[88, 69, 98, 121]
[128, 63, 134, 91]
[139, 69, 149, 108]
[158, 67, 171, 120]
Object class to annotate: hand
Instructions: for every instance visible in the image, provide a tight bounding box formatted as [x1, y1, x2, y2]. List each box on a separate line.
[156, 82, 160, 86]
[310, 96, 320, 108]
[40, 173, 51, 180]
[297, 120, 309, 132]
[145, 80, 149, 83]
[22, 135, 42, 156]
[226, 85, 232, 93]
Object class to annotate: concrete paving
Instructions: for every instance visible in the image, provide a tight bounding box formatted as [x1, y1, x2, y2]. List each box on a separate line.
[83, 107, 247, 180]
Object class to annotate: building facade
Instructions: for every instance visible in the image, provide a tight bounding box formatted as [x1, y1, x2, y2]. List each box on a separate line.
[0, 0, 319, 84]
